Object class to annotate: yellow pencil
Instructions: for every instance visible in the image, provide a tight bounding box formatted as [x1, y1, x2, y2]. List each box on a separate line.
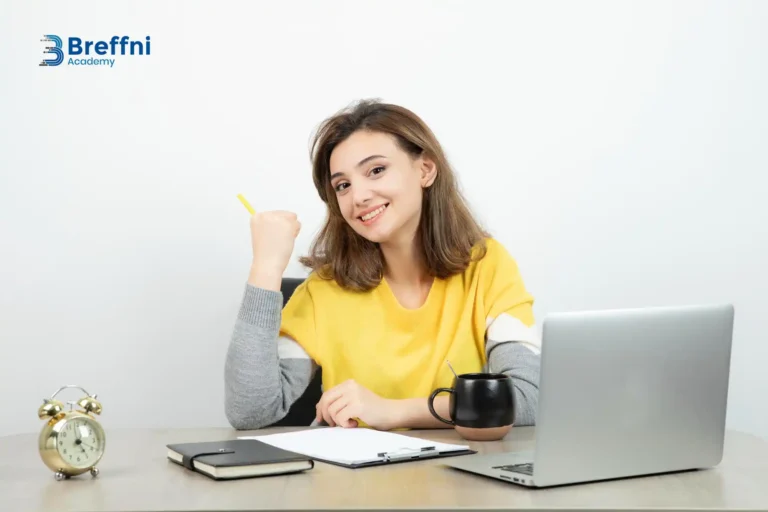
[237, 194, 256, 215]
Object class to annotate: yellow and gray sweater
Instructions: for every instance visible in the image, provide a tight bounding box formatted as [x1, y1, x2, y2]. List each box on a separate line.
[224, 238, 541, 430]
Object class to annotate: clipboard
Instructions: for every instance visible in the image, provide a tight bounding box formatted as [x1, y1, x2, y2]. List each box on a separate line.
[239, 427, 477, 469]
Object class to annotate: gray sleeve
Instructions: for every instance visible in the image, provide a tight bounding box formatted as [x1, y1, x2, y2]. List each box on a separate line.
[224, 284, 317, 430]
[486, 341, 541, 427]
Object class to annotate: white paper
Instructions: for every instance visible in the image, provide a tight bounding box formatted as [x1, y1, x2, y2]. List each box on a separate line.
[239, 427, 470, 466]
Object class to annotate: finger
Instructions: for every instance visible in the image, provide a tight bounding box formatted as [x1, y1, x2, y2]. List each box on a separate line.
[316, 388, 344, 427]
[321, 403, 337, 427]
[315, 397, 330, 426]
[321, 392, 347, 427]
[274, 210, 297, 220]
[315, 398, 336, 427]
[328, 395, 350, 422]
[315, 380, 352, 420]
[334, 403, 360, 428]
[320, 384, 346, 405]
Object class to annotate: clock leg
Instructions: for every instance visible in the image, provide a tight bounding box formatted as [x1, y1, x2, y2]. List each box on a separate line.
[90, 467, 100, 478]
[54, 471, 67, 481]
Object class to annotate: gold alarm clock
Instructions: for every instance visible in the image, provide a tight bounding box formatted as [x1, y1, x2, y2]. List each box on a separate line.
[38, 385, 106, 480]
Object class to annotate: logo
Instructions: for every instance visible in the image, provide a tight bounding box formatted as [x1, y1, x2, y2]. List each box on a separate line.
[39, 35, 151, 68]
[39, 35, 64, 66]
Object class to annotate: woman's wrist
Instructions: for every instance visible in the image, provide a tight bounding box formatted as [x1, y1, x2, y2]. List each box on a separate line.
[388, 396, 452, 429]
[247, 263, 283, 291]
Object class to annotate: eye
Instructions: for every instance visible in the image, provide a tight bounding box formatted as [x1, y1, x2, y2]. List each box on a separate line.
[334, 182, 349, 193]
[370, 166, 386, 176]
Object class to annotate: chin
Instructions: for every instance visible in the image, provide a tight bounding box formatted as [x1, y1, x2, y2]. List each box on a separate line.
[349, 220, 399, 244]
[352, 226, 392, 244]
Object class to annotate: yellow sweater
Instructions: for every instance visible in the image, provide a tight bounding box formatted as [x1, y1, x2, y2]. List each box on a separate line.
[279, 237, 538, 400]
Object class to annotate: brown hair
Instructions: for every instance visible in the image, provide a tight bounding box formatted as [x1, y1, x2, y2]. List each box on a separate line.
[299, 99, 488, 291]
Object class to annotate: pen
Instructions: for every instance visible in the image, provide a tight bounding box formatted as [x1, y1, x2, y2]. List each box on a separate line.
[237, 194, 256, 215]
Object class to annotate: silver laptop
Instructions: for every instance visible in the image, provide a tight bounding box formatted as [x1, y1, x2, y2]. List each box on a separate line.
[446, 303, 734, 488]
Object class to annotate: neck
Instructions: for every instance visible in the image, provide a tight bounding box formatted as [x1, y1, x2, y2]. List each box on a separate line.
[380, 232, 429, 286]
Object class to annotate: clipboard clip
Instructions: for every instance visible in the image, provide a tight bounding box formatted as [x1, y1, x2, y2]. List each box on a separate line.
[376, 446, 437, 462]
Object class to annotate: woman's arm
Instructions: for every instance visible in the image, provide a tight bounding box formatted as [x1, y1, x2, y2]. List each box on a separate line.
[486, 334, 540, 426]
[479, 239, 541, 426]
[390, 396, 454, 429]
[224, 283, 317, 430]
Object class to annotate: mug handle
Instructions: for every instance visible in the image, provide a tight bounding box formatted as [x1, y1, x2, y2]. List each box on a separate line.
[428, 388, 455, 425]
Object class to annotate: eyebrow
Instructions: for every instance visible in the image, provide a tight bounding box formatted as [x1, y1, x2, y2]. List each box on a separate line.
[330, 154, 387, 180]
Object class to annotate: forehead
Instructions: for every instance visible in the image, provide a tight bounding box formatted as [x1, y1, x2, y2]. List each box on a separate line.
[329, 130, 400, 174]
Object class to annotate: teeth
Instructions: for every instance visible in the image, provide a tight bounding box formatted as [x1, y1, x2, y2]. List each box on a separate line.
[361, 205, 386, 221]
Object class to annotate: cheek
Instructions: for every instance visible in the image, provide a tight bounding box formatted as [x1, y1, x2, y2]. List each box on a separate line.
[379, 177, 411, 204]
[391, 181, 422, 211]
[336, 195, 354, 219]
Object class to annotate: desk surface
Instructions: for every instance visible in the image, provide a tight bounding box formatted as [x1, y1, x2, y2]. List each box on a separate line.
[1, 426, 767, 512]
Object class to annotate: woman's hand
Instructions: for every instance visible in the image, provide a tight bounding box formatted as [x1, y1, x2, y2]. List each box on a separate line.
[315, 379, 400, 430]
[247, 209, 301, 291]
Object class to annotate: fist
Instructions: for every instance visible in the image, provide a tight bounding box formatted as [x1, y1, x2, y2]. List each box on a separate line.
[315, 379, 399, 430]
[249, 210, 301, 275]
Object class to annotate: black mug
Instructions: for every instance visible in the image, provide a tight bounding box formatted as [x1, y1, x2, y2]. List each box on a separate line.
[428, 373, 516, 441]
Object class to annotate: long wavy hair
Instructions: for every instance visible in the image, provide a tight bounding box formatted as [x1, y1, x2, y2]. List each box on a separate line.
[299, 99, 488, 291]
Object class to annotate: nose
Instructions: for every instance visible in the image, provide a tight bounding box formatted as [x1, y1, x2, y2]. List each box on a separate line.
[351, 181, 374, 208]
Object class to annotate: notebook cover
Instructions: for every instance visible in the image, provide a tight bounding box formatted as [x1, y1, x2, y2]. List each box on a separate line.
[166, 439, 314, 478]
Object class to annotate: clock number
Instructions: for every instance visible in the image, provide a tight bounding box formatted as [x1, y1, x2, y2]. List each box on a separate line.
[77, 457, 80, 462]
[62, 432, 67, 438]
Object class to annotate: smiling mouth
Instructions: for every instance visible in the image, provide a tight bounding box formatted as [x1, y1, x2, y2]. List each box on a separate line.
[359, 204, 388, 222]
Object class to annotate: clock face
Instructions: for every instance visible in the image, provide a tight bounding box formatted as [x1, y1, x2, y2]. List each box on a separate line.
[56, 416, 105, 469]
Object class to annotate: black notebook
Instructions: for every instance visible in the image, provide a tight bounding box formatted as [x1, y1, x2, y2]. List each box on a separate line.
[166, 439, 314, 480]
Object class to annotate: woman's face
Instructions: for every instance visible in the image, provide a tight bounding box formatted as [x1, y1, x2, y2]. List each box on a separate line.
[329, 130, 436, 245]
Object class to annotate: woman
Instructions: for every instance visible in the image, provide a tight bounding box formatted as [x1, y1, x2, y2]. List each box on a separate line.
[225, 99, 541, 431]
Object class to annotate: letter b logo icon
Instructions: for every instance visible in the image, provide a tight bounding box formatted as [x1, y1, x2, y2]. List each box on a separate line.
[40, 35, 63, 66]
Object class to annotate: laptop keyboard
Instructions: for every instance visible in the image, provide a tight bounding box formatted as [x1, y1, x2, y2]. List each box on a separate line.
[494, 463, 534, 475]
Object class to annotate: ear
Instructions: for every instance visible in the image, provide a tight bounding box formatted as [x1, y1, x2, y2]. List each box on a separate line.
[419, 156, 438, 188]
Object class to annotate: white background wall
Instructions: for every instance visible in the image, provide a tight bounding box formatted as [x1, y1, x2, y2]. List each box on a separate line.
[1, 1, 766, 439]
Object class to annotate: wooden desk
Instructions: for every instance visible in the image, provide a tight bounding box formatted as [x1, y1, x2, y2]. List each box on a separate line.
[1, 426, 767, 511]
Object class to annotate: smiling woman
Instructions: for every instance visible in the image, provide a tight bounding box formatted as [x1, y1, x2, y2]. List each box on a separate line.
[224, 99, 541, 432]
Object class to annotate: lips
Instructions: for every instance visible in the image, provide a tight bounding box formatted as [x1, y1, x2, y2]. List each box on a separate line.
[358, 203, 388, 225]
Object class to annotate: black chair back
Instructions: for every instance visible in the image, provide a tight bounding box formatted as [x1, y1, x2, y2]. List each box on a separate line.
[270, 277, 323, 426]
